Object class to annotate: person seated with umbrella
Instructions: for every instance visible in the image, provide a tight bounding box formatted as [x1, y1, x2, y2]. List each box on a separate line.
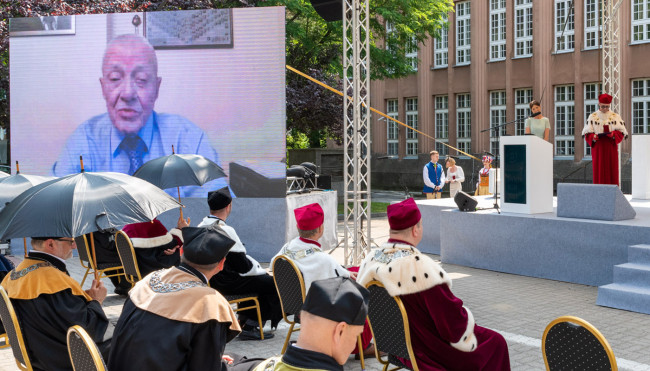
[108, 225, 261, 371]
[121, 216, 188, 280]
[198, 186, 282, 340]
[1, 236, 111, 370]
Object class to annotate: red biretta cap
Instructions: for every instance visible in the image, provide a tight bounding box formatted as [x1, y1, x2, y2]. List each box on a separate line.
[387, 198, 422, 230]
[599, 94, 612, 104]
[295, 203, 324, 230]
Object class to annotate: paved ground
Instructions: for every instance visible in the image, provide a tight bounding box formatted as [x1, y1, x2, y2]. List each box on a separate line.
[2, 211, 650, 370]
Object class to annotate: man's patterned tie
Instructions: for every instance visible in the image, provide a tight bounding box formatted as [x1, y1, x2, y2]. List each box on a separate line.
[119, 135, 147, 175]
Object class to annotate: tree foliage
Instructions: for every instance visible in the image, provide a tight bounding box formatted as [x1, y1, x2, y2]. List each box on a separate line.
[0, 0, 452, 146]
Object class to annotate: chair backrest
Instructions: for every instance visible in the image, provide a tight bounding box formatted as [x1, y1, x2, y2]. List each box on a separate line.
[114, 231, 142, 283]
[542, 316, 617, 371]
[74, 235, 92, 265]
[67, 325, 107, 371]
[365, 280, 419, 370]
[0, 286, 32, 370]
[272, 255, 306, 316]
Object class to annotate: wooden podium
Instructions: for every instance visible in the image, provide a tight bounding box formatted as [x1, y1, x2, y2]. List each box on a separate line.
[499, 135, 553, 214]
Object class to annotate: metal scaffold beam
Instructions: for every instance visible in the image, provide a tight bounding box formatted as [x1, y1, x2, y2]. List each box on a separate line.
[342, 0, 371, 266]
[601, 0, 623, 111]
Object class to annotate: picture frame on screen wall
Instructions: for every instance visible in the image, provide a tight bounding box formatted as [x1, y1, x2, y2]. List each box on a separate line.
[144, 9, 234, 49]
[9, 15, 75, 37]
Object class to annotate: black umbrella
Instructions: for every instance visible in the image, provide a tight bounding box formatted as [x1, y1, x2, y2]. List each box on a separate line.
[0, 161, 55, 256]
[0, 171, 181, 240]
[0, 170, 54, 211]
[133, 147, 226, 218]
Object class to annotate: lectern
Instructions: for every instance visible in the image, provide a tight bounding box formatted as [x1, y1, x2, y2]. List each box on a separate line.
[499, 135, 553, 214]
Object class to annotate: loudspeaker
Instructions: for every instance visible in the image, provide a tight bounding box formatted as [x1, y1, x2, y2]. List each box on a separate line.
[454, 191, 478, 212]
[310, 0, 343, 22]
[317, 175, 332, 189]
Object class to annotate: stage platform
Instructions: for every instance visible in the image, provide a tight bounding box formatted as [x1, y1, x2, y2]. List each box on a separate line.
[418, 196, 650, 286]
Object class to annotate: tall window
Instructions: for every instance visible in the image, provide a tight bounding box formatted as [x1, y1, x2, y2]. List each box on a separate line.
[632, 0, 650, 43]
[406, 37, 418, 71]
[456, 1, 471, 65]
[555, 85, 575, 156]
[387, 99, 399, 156]
[406, 98, 418, 156]
[490, 91, 507, 155]
[514, 0, 533, 57]
[632, 79, 650, 134]
[457, 94, 471, 154]
[584, 0, 601, 49]
[555, 0, 575, 52]
[434, 18, 449, 68]
[489, 0, 506, 61]
[515, 89, 533, 136]
[584, 83, 601, 156]
[435, 96, 449, 155]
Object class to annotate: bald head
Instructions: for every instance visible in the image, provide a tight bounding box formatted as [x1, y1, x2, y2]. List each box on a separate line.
[100, 34, 162, 134]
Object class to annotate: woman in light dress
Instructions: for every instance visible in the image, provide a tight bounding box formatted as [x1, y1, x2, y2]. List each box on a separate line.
[525, 100, 550, 141]
[444, 157, 464, 198]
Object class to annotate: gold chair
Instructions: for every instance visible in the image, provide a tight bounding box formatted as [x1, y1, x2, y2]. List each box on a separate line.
[365, 280, 419, 371]
[74, 234, 124, 287]
[223, 294, 265, 340]
[114, 231, 143, 286]
[272, 255, 306, 354]
[542, 315, 617, 371]
[67, 325, 107, 371]
[272, 255, 366, 367]
[0, 286, 33, 371]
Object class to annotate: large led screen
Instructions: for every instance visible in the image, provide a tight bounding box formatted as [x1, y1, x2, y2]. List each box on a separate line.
[10, 8, 287, 198]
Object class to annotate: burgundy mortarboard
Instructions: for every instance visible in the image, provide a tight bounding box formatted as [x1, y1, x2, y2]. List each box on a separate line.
[599, 94, 613, 104]
[294, 203, 324, 230]
[387, 198, 422, 230]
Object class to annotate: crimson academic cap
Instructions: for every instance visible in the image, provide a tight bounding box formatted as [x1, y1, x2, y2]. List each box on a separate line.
[387, 198, 422, 230]
[294, 203, 324, 230]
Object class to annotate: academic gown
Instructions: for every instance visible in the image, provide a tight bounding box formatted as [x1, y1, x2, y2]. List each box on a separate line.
[358, 241, 510, 371]
[122, 219, 182, 277]
[253, 344, 344, 371]
[199, 216, 283, 328]
[582, 110, 628, 186]
[108, 264, 242, 371]
[1, 252, 110, 371]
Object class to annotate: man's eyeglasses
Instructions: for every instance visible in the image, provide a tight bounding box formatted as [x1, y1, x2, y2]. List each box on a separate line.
[599, 105, 610, 109]
[56, 238, 75, 244]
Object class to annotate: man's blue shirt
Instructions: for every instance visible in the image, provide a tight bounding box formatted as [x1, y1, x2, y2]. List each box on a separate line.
[53, 111, 227, 198]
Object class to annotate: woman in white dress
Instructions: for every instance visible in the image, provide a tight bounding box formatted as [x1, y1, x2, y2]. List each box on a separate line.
[444, 157, 465, 198]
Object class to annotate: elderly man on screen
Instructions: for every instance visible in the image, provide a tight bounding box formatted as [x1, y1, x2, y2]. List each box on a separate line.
[358, 198, 511, 370]
[2, 236, 110, 371]
[52, 34, 227, 197]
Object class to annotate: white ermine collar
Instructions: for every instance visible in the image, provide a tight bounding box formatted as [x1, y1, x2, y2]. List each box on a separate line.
[358, 242, 451, 296]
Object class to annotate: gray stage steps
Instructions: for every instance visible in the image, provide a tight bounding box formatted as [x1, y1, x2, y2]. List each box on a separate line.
[597, 244, 650, 314]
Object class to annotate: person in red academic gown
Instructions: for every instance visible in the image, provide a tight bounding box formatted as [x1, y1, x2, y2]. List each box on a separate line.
[358, 198, 510, 371]
[122, 217, 185, 277]
[582, 93, 628, 186]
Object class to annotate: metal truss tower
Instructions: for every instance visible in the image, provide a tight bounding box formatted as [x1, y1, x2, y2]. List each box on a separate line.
[601, 0, 623, 112]
[342, 0, 371, 265]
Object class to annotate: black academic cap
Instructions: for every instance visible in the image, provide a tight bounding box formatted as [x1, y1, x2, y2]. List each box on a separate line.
[302, 277, 369, 326]
[182, 225, 235, 265]
[208, 186, 232, 211]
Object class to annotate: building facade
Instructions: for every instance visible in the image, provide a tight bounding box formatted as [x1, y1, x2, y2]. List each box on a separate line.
[371, 0, 650, 164]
